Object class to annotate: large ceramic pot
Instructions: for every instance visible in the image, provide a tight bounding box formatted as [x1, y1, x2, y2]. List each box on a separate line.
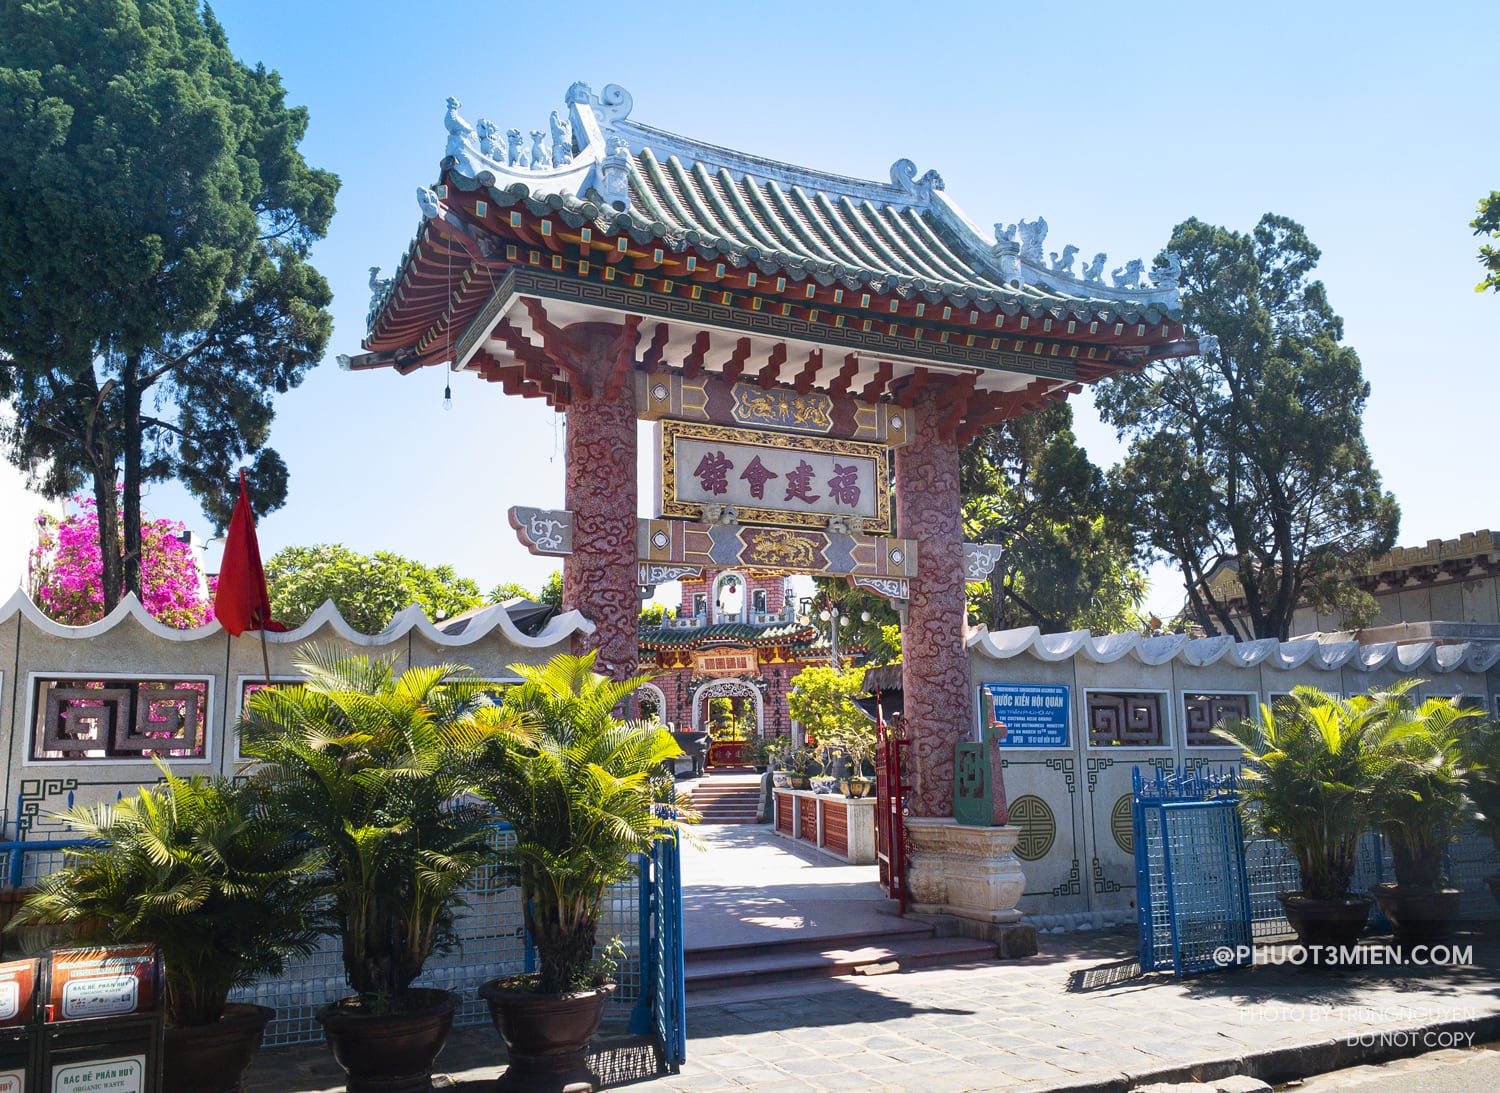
[1278, 892, 1373, 950]
[316, 988, 457, 1093]
[1371, 884, 1462, 942]
[164, 1003, 274, 1093]
[842, 777, 875, 799]
[479, 978, 615, 1093]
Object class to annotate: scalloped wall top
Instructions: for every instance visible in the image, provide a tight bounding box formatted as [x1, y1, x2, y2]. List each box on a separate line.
[966, 624, 1500, 676]
[0, 588, 594, 650]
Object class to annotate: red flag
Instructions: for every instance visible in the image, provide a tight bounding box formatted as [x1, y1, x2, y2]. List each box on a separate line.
[214, 471, 286, 635]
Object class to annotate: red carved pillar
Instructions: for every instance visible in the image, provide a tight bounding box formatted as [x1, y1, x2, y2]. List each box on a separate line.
[561, 323, 638, 679]
[896, 388, 998, 819]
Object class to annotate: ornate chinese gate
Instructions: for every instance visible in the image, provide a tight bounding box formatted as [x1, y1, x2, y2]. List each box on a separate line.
[356, 80, 1199, 947]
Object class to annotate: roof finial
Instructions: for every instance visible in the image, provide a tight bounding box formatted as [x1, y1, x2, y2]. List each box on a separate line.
[889, 159, 944, 203]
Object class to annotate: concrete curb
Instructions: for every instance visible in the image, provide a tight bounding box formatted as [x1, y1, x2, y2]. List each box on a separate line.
[1028, 1013, 1500, 1092]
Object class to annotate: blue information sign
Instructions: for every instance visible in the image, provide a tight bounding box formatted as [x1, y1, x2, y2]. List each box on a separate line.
[981, 683, 1070, 748]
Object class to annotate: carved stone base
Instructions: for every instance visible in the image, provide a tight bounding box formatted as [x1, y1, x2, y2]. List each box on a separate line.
[904, 818, 1032, 956]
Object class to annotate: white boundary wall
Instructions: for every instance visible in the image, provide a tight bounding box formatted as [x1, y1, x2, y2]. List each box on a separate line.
[0, 590, 590, 832]
[967, 626, 1500, 930]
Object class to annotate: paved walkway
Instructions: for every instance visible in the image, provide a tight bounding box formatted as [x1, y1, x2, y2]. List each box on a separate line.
[244, 825, 1500, 1093]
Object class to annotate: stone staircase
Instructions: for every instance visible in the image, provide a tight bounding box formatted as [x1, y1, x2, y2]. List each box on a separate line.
[685, 918, 997, 994]
[680, 773, 762, 825]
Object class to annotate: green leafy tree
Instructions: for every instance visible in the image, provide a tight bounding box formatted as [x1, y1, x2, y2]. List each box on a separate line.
[961, 403, 1145, 633]
[638, 601, 667, 625]
[538, 569, 564, 610]
[487, 581, 535, 604]
[1474, 191, 1500, 293]
[808, 579, 899, 664]
[0, 0, 337, 613]
[787, 664, 870, 760]
[265, 545, 483, 633]
[1096, 215, 1400, 640]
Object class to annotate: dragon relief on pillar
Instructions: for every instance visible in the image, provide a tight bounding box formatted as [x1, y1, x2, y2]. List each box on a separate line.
[896, 390, 995, 820]
[564, 371, 638, 679]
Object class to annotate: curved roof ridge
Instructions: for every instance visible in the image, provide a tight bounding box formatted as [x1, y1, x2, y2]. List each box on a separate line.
[613, 119, 924, 211]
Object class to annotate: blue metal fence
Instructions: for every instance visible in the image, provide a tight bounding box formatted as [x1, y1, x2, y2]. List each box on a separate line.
[631, 816, 686, 1070]
[1134, 766, 1252, 976]
[3, 820, 685, 1066]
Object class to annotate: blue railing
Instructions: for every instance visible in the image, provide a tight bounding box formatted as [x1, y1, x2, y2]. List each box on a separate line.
[1133, 766, 1253, 976]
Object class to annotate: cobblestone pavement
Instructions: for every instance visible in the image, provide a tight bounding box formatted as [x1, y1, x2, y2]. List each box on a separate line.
[244, 926, 1500, 1093]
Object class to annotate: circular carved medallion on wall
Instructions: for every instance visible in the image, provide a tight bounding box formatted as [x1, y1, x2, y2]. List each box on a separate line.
[1008, 795, 1056, 861]
[1111, 794, 1134, 854]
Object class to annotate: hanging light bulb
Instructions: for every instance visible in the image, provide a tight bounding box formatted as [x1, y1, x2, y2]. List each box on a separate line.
[442, 380, 453, 411]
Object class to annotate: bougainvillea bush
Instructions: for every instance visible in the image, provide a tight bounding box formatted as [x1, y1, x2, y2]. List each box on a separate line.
[28, 496, 214, 628]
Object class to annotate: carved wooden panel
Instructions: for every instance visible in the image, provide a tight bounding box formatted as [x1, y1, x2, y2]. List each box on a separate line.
[822, 801, 848, 856]
[34, 678, 207, 760]
[776, 794, 793, 834]
[799, 797, 818, 842]
[1182, 693, 1254, 747]
[1085, 691, 1166, 748]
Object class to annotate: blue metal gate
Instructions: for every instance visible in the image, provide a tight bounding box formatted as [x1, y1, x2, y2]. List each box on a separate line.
[631, 820, 686, 1069]
[1134, 767, 1253, 976]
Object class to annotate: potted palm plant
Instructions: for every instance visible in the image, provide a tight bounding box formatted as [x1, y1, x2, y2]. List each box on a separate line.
[10, 765, 320, 1093]
[1366, 684, 1484, 941]
[1460, 718, 1500, 908]
[1217, 685, 1383, 948]
[241, 647, 512, 1093]
[473, 652, 682, 1093]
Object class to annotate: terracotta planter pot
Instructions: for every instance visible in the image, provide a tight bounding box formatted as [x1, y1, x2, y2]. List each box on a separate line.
[479, 978, 615, 1093]
[1371, 884, 1462, 942]
[164, 1003, 274, 1093]
[316, 988, 456, 1093]
[1278, 892, 1372, 950]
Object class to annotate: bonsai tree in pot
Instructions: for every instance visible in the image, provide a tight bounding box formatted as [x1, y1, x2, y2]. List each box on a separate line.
[1366, 682, 1484, 940]
[1217, 685, 1387, 948]
[787, 665, 874, 796]
[241, 647, 514, 1093]
[11, 765, 321, 1093]
[473, 652, 682, 1093]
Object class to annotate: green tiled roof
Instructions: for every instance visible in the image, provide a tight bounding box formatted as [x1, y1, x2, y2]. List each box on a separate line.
[431, 83, 1184, 325]
[637, 621, 811, 649]
[637, 619, 867, 657]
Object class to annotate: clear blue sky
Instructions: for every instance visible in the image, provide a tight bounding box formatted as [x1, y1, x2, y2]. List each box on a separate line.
[142, 0, 1498, 619]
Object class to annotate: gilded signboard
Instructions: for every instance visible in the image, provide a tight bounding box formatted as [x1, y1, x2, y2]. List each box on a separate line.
[657, 420, 891, 534]
[692, 650, 759, 677]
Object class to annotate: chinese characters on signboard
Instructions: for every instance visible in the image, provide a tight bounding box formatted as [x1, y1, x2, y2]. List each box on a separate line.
[980, 683, 1070, 748]
[691, 650, 759, 677]
[658, 420, 890, 534]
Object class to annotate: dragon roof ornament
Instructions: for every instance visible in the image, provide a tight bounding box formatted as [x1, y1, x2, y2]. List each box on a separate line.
[424, 80, 1184, 314]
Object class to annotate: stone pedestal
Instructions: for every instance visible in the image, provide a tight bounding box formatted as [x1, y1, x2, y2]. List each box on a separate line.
[904, 817, 1037, 957]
